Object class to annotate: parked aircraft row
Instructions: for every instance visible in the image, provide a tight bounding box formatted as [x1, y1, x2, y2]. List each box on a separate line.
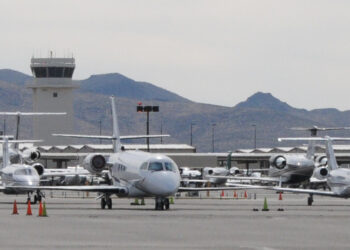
[2, 97, 350, 210]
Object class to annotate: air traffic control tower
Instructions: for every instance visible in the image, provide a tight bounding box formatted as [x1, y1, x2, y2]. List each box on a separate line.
[27, 56, 79, 145]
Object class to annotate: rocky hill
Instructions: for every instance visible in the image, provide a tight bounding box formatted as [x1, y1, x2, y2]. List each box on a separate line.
[1, 69, 350, 152]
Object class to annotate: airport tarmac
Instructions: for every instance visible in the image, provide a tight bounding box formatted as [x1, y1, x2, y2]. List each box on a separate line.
[0, 190, 350, 250]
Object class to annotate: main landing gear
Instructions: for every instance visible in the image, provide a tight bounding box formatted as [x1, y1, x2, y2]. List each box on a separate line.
[307, 194, 313, 206]
[101, 194, 112, 209]
[155, 197, 170, 210]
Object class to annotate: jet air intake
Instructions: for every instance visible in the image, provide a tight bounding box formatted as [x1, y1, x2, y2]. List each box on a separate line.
[83, 154, 106, 174]
[313, 167, 329, 180]
[32, 163, 44, 176]
[270, 155, 287, 169]
[315, 155, 328, 167]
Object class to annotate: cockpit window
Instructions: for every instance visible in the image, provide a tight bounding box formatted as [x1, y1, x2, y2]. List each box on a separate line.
[15, 168, 32, 175]
[164, 162, 174, 171]
[148, 162, 164, 171]
[140, 162, 148, 170]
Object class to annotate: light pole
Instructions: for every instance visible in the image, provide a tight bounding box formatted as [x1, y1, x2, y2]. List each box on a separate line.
[190, 122, 195, 146]
[160, 116, 163, 144]
[212, 123, 216, 153]
[99, 120, 102, 144]
[137, 103, 159, 152]
[252, 124, 256, 149]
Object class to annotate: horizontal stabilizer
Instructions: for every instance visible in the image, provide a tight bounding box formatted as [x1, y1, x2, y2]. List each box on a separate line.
[53, 134, 170, 140]
[0, 140, 42, 143]
[291, 126, 350, 131]
[278, 137, 350, 142]
[0, 112, 66, 116]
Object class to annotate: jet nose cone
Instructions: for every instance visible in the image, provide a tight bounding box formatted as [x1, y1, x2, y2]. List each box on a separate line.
[143, 172, 180, 197]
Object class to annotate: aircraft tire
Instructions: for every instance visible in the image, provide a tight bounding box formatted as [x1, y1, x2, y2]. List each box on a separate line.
[32, 195, 37, 204]
[101, 198, 106, 209]
[107, 198, 112, 209]
[164, 198, 170, 210]
[307, 196, 313, 206]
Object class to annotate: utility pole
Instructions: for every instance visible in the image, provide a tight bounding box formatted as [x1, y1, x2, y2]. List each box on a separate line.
[99, 120, 102, 144]
[190, 122, 195, 146]
[212, 123, 216, 153]
[252, 124, 256, 149]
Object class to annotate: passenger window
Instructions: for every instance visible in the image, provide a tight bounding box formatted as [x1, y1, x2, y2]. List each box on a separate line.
[149, 162, 163, 171]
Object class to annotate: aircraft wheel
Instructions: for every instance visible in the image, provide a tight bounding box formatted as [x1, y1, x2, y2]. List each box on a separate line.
[155, 198, 164, 210]
[307, 196, 313, 206]
[107, 198, 112, 209]
[101, 198, 106, 209]
[164, 198, 170, 210]
[32, 195, 38, 204]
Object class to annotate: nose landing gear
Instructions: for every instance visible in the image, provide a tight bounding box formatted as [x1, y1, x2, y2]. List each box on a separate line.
[307, 194, 313, 206]
[155, 197, 170, 210]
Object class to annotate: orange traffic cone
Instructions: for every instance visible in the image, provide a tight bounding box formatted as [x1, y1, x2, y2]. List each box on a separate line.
[38, 201, 43, 217]
[279, 192, 283, 201]
[234, 191, 237, 198]
[26, 201, 32, 216]
[220, 190, 224, 197]
[244, 191, 248, 199]
[12, 200, 18, 215]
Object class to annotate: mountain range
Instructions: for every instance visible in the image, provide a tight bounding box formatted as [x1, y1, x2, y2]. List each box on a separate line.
[1, 68, 350, 152]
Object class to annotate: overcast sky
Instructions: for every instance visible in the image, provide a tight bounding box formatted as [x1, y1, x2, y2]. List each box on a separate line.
[1, 0, 350, 110]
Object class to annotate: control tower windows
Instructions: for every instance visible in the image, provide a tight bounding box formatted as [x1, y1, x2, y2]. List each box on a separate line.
[48, 67, 64, 77]
[63, 67, 74, 78]
[32, 67, 74, 78]
[33, 67, 47, 78]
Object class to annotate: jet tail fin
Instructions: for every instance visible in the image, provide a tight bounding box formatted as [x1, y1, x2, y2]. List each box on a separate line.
[306, 140, 315, 159]
[0, 112, 66, 150]
[2, 137, 9, 168]
[279, 137, 350, 170]
[325, 137, 338, 171]
[110, 96, 122, 153]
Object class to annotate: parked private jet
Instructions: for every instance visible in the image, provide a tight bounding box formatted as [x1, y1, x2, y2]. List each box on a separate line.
[227, 136, 350, 205]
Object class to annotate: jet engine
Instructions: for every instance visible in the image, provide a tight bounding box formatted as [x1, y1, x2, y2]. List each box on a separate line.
[32, 163, 44, 176]
[313, 167, 329, 180]
[315, 155, 328, 167]
[270, 155, 287, 169]
[22, 149, 41, 161]
[83, 154, 106, 174]
[229, 167, 240, 175]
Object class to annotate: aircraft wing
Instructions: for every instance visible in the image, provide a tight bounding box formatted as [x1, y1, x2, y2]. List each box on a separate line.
[42, 168, 90, 178]
[225, 183, 339, 197]
[181, 179, 209, 183]
[178, 186, 264, 192]
[10, 185, 127, 193]
[210, 175, 281, 182]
